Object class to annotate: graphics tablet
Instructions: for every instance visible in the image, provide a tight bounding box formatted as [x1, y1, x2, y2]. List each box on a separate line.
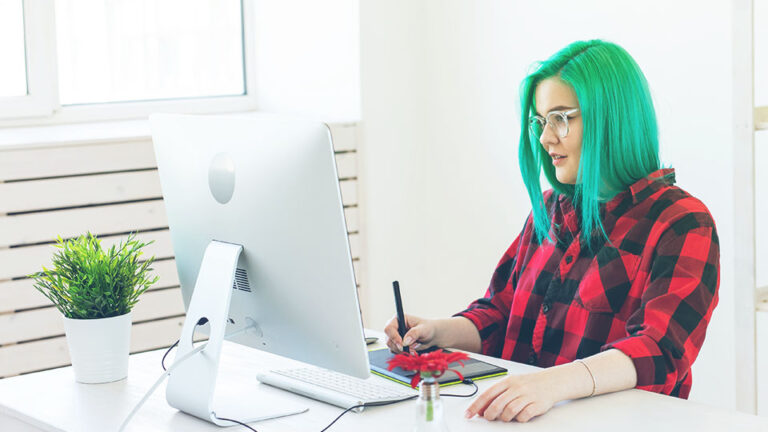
[368, 347, 508, 387]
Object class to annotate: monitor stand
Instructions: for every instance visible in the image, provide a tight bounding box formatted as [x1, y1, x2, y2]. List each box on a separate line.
[165, 240, 308, 426]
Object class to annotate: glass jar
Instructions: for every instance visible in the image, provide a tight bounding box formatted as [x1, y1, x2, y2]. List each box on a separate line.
[413, 376, 449, 432]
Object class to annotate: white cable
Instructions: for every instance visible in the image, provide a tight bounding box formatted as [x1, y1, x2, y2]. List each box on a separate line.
[118, 326, 250, 432]
[118, 341, 206, 432]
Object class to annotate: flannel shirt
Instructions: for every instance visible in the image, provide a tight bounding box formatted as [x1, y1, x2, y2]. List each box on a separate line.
[456, 168, 719, 398]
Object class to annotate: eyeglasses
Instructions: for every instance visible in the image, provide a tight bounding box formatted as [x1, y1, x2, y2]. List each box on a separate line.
[529, 108, 580, 139]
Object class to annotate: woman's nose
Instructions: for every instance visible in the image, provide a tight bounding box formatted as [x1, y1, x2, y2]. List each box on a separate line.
[539, 122, 559, 147]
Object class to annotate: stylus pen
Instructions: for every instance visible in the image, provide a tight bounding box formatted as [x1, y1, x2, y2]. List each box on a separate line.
[392, 280, 409, 353]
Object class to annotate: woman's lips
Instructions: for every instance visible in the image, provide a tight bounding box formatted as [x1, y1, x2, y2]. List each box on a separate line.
[552, 155, 567, 166]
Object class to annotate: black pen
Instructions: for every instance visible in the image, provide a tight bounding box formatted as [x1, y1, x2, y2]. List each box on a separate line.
[392, 281, 409, 353]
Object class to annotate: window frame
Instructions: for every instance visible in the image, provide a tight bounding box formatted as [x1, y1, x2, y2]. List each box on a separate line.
[0, 0, 257, 128]
[0, 0, 58, 120]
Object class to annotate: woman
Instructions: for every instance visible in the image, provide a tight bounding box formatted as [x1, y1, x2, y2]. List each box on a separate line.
[384, 39, 720, 423]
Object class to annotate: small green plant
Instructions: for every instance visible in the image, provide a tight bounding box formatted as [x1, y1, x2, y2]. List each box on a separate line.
[30, 232, 159, 319]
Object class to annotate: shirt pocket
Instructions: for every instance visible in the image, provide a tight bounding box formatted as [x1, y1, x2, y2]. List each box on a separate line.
[575, 247, 641, 314]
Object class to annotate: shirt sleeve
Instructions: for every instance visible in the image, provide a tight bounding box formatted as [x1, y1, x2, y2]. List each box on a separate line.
[601, 211, 720, 397]
[454, 215, 531, 358]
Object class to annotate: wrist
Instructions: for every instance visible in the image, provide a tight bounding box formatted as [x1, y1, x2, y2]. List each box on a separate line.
[431, 318, 454, 348]
[431, 317, 476, 350]
[546, 361, 595, 402]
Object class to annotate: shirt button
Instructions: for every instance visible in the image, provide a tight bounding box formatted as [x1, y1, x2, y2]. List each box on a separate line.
[527, 353, 537, 365]
[542, 303, 551, 314]
[565, 255, 573, 264]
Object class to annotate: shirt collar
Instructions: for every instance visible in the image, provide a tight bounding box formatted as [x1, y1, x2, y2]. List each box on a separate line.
[605, 168, 676, 212]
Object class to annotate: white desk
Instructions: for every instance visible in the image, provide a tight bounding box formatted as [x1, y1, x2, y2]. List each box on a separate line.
[1, 337, 766, 432]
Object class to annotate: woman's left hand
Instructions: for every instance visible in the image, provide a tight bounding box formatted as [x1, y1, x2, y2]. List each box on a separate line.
[464, 369, 564, 423]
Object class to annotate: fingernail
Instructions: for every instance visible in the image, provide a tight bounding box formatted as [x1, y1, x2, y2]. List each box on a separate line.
[396, 343, 402, 351]
[465, 410, 473, 419]
[403, 337, 413, 346]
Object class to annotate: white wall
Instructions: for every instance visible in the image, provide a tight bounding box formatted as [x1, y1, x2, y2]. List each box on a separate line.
[251, 0, 360, 121]
[359, 0, 738, 410]
[755, 0, 768, 289]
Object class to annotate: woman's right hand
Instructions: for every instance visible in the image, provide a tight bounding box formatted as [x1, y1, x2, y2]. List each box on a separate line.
[383, 314, 439, 353]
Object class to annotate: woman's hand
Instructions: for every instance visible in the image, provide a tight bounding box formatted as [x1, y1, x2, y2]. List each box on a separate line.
[465, 369, 564, 423]
[383, 314, 439, 353]
[466, 350, 637, 423]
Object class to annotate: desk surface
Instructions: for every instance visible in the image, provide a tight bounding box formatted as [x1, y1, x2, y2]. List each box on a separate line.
[1, 335, 767, 432]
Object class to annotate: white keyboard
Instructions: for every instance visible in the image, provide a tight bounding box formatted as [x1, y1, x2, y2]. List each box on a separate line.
[256, 368, 417, 412]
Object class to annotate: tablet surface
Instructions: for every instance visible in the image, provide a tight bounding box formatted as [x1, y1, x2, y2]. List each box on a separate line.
[368, 347, 508, 387]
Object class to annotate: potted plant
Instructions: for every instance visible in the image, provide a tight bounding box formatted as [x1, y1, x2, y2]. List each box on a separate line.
[30, 232, 158, 384]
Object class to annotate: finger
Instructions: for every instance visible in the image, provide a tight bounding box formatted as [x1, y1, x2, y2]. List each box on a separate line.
[515, 402, 543, 423]
[403, 313, 419, 329]
[383, 317, 404, 348]
[465, 380, 509, 418]
[387, 340, 402, 353]
[402, 325, 427, 347]
[483, 391, 523, 422]
[500, 398, 532, 422]
[383, 315, 400, 335]
[384, 338, 402, 353]
[385, 333, 403, 353]
[402, 329, 416, 347]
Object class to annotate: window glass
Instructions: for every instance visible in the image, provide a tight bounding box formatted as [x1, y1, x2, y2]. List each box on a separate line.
[55, 0, 244, 105]
[0, 1, 28, 98]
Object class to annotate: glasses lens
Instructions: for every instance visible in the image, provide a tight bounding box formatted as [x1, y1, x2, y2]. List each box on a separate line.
[529, 117, 544, 138]
[549, 112, 568, 138]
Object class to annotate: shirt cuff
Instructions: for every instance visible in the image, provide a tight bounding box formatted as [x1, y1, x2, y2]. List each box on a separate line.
[454, 310, 504, 358]
[601, 333, 681, 396]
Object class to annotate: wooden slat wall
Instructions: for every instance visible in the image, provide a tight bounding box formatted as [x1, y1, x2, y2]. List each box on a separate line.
[0, 122, 360, 378]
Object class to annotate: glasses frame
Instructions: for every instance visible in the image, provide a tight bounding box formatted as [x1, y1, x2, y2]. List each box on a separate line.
[529, 108, 580, 139]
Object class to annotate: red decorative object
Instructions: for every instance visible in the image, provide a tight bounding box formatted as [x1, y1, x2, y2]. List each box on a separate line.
[386, 349, 470, 388]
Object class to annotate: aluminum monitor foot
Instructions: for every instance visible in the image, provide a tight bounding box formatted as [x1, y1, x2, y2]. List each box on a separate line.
[166, 241, 309, 426]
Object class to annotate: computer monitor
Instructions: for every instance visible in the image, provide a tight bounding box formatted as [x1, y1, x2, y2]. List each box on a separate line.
[149, 113, 370, 425]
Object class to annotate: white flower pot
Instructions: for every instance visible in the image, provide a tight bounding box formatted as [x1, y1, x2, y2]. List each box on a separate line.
[62, 312, 132, 384]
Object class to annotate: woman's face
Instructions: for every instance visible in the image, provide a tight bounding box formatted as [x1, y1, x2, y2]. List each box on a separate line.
[533, 77, 583, 185]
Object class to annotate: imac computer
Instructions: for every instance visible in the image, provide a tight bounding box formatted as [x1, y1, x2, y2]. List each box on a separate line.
[150, 113, 375, 425]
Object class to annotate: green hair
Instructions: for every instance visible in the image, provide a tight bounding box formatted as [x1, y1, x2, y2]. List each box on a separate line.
[519, 39, 661, 244]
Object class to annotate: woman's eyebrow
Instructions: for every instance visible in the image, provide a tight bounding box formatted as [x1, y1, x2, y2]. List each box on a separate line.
[535, 105, 576, 116]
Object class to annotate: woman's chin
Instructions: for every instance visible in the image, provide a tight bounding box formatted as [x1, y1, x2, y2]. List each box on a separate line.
[555, 172, 577, 185]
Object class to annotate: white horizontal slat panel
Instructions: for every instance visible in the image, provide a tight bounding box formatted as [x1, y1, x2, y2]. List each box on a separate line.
[339, 180, 357, 207]
[348, 233, 361, 260]
[0, 140, 156, 182]
[335, 152, 357, 179]
[0, 128, 355, 181]
[352, 259, 361, 285]
[0, 230, 174, 281]
[131, 288, 185, 323]
[756, 106, 768, 131]
[344, 207, 359, 232]
[0, 336, 70, 378]
[146, 259, 181, 290]
[328, 124, 357, 152]
[0, 170, 162, 214]
[0, 200, 167, 247]
[0, 277, 58, 314]
[0, 316, 186, 378]
[0, 288, 184, 345]
[0, 157, 354, 214]
[129, 315, 186, 352]
[758, 288, 768, 312]
[0, 259, 180, 314]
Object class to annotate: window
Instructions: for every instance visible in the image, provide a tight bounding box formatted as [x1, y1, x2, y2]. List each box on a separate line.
[55, 0, 244, 105]
[0, 1, 27, 98]
[0, 0, 254, 124]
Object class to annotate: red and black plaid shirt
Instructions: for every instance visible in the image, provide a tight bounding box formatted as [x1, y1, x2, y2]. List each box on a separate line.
[456, 168, 719, 398]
